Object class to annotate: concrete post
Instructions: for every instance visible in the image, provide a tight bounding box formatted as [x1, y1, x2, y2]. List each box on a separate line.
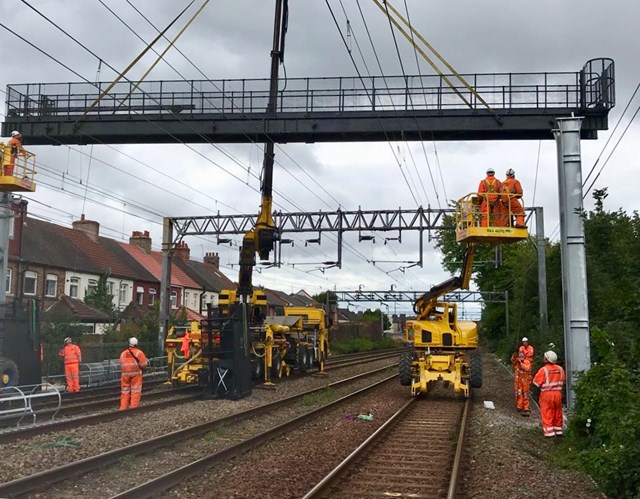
[535, 207, 548, 335]
[0, 193, 10, 355]
[554, 117, 591, 409]
[158, 218, 173, 355]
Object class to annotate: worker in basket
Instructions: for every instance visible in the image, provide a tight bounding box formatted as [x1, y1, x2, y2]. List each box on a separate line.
[502, 168, 526, 228]
[2, 130, 30, 176]
[477, 168, 504, 227]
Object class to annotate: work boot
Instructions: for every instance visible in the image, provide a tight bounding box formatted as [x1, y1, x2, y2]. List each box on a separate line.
[521, 411, 530, 417]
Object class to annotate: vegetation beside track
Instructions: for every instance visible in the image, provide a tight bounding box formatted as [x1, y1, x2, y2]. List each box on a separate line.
[330, 337, 401, 355]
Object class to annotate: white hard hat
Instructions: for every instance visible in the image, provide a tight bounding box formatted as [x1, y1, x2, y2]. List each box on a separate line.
[506, 168, 515, 177]
[544, 351, 558, 363]
[129, 337, 138, 347]
[11, 130, 20, 137]
[522, 337, 528, 342]
[486, 167, 495, 175]
[64, 337, 72, 344]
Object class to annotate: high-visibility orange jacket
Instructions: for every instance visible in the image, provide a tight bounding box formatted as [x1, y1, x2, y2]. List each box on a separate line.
[518, 344, 534, 360]
[119, 347, 148, 375]
[502, 177, 523, 197]
[533, 362, 566, 437]
[478, 176, 503, 204]
[511, 354, 532, 411]
[58, 344, 81, 365]
[180, 332, 191, 359]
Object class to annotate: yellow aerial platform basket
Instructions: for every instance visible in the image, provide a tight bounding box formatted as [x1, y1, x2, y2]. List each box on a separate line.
[455, 192, 528, 244]
[0, 141, 36, 192]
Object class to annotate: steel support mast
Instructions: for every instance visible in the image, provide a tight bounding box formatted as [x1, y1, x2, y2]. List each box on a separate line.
[554, 116, 591, 409]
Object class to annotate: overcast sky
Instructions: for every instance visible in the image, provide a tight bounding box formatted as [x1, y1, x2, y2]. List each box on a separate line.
[1, 0, 638, 316]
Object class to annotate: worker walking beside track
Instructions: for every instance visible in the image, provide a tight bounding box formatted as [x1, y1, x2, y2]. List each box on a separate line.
[58, 337, 82, 392]
[519, 336, 534, 361]
[119, 337, 148, 410]
[502, 168, 526, 228]
[510, 350, 532, 416]
[477, 168, 504, 227]
[533, 350, 566, 437]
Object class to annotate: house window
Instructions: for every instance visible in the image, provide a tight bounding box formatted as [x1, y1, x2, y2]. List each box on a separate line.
[171, 291, 178, 309]
[87, 279, 98, 296]
[6, 268, 12, 295]
[136, 286, 144, 305]
[23, 271, 37, 296]
[45, 274, 58, 298]
[119, 283, 128, 304]
[69, 277, 79, 298]
[107, 281, 115, 295]
[149, 288, 156, 306]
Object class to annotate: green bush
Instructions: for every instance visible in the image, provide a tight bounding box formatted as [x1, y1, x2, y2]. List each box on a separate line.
[331, 337, 398, 355]
[561, 328, 640, 498]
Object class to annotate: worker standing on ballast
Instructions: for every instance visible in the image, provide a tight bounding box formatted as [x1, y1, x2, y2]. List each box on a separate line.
[511, 350, 532, 416]
[58, 337, 82, 392]
[477, 168, 503, 227]
[502, 168, 526, 228]
[519, 337, 534, 361]
[119, 337, 148, 410]
[532, 350, 566, 437]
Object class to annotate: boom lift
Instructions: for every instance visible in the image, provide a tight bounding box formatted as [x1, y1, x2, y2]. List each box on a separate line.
[400, 191, 527, 397]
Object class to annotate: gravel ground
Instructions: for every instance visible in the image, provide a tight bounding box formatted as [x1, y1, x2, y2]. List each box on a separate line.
[459, 353, 605, 499]
[0, 357, 397, 484]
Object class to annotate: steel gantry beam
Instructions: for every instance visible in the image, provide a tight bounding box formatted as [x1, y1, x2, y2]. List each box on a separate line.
[333, 290, 506, 304]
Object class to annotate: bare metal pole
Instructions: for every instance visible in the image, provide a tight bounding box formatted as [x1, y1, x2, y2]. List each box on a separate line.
[535, 206, 548, 335]
[158, 217, 173, 355]
[554, 116, 591, 409]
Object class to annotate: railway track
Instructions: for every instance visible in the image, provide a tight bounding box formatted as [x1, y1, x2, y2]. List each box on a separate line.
[304, 396, 470, 499]
[0, 364, 398, 498]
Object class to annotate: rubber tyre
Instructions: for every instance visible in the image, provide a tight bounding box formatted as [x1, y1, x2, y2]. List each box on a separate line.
[270, 350, 282, 379]
[304, 347, 313, 370]
[399, 350, 413, 386]
[470, 353, 483, 389]
[0, 357, 19, 388]
[298, 347, 308, 373]
[252, 353, 264, 381]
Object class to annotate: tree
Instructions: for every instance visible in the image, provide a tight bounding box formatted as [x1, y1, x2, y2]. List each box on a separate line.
[84, 273, 115, 314]
[312, 291, 337, 306]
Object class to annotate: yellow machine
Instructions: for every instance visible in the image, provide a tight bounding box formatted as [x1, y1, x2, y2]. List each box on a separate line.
[165, 320, 206, 385]
[400, 191, 527, 397]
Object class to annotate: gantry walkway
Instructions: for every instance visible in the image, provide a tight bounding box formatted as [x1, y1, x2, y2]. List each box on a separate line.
[2, 59, 614, 145]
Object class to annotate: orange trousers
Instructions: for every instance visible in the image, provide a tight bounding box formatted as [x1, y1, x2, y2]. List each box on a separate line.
[2, 161, 15, 176]
[120, 373, 143, 410]
[480, 201, 507, 227]
[514, 376, 531, 411]
[539, 391, 563, 436]
[506, 198, 525, 227]
[64, 363, 80, 392]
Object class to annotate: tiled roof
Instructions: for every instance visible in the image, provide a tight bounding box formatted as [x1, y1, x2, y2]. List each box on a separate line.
[261, 288, 290, 307]
[119, 244, 201, 289]
[45, 295, 112, 322]
[174, 258, 235, 292]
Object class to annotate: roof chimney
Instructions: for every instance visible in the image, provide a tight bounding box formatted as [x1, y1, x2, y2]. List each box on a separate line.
[204, 252, 220, 270]
[129, 230, 152, 252]
[174, 241, 190, 262]
[72, 214, 100, 242]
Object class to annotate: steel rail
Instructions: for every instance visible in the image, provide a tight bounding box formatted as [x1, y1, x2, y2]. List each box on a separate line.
[303, 397, 470, 498]
[0, 365, 397, 498]
[111, 374, 397, 499]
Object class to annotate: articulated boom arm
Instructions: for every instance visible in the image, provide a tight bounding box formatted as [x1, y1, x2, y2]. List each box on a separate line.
[413, 243, 477, 319]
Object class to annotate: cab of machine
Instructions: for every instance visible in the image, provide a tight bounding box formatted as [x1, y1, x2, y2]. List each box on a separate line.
[409, 303, 478, 349]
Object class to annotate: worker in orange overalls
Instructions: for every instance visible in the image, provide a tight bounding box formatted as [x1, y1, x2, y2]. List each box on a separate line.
[511, 350, 532, 416]
[477, 168, 504, 227]
[2, 130, 29, 176]
[502, 168, 526, 228]
[533, 350, 566, 437]
[119, 337, 148, 410]
[58, 337, 82, 392]
[180, 330, 191, 359]
[519, 336, 534, 361]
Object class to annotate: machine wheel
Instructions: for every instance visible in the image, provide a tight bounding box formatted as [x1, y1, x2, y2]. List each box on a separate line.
[304, 347, 313, 370]
[470, 353, 483, 389]
[252, 353, 264, 381]
[0, 357, 19, 388]
[399, 350, 413, 386]
[298, 347, 308, 373]
[270, 350, 282, 379]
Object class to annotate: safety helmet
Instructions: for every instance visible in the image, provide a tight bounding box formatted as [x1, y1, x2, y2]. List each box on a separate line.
[486, 167, 495, 175]
[129, 337, 138, 347]
[506, 168, 515, 177]
[64, 337, 72, 344]
[522, 337, 528, 342]
[11, 130, 20, 137]
[544, 350, 558, 363]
